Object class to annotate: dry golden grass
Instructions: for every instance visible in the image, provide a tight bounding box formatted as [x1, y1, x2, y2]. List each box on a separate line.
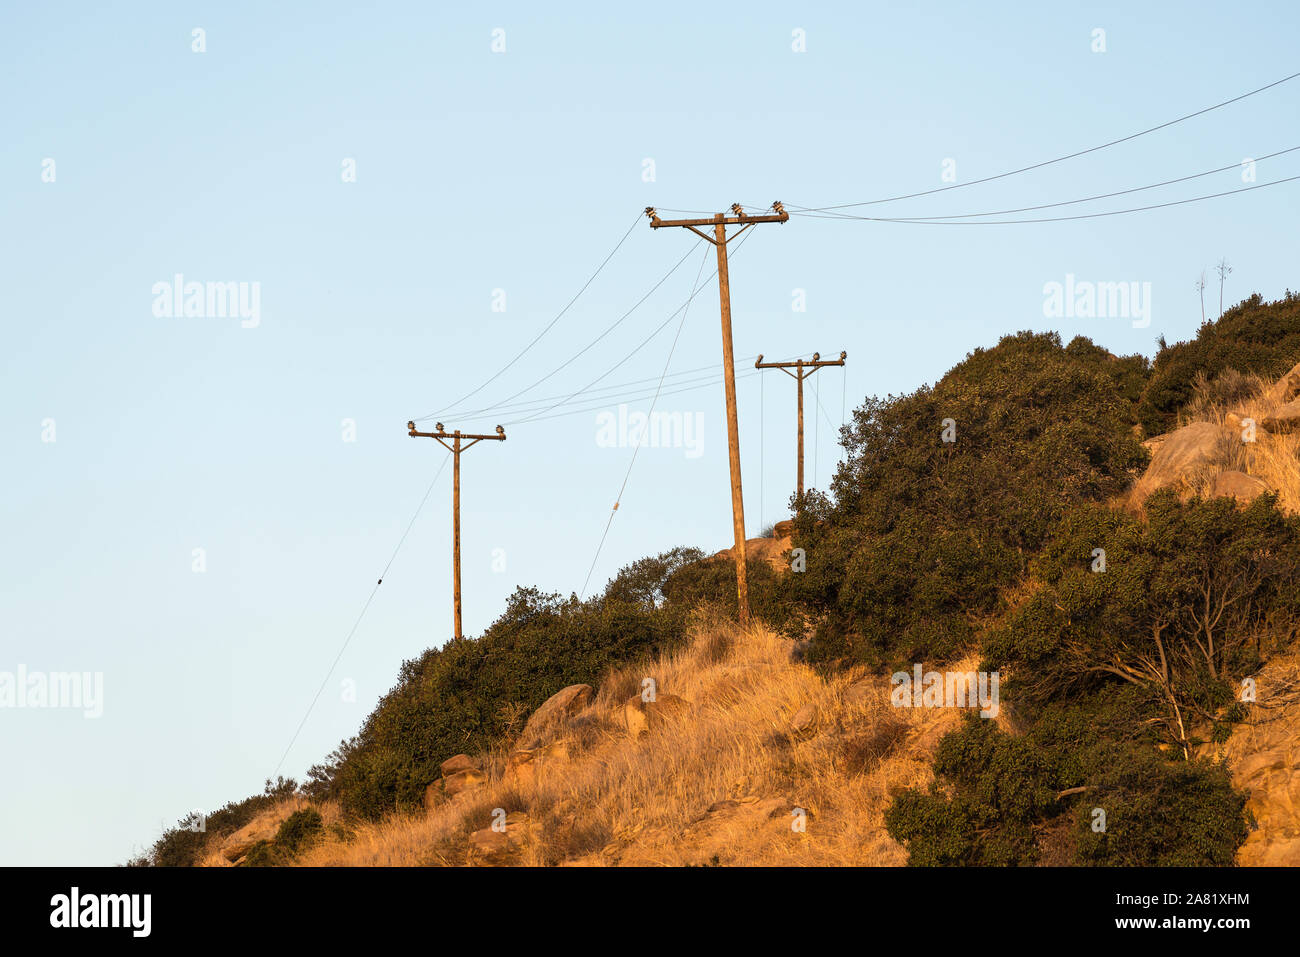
[292, 613, 975, 867]
[1174, 369, 1300, 512]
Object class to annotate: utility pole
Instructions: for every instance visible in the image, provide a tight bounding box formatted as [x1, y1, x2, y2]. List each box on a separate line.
[406, 421, 506, 641]
[755, 351, 847, 500]
[645, 202, 789, 627]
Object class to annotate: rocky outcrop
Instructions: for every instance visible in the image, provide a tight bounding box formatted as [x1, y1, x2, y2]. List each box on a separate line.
[1220, 652, 1300, 866]
[1265, 359, 1300, 405]
[220, 816, 281, 863]
[1262, 398, 1300, 434]
[712, 523, 795, 572]
[1209, 470, 1270, 503]
[425, 754, 485, 809]
[443, 768, 487, 798]
[440, 753, 477, 778]
[1130, 421, 1228, 504]
[504, 739, 570, 788]
[468, 811, 539, 865]
[519, 684, 593, 748]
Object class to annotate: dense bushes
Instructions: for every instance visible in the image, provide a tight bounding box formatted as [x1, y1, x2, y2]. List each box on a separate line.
[885, 711, 1250, 866]
[985, 491, 1300, 752]
[790, 331, 1149, 668]
[1138, 291, 1300, 434]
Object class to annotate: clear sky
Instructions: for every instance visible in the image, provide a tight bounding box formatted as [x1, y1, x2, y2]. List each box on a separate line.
[2, 1, 1297, 865]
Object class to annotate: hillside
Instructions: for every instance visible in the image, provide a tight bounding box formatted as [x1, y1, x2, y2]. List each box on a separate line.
[137, 290, 1300, 868]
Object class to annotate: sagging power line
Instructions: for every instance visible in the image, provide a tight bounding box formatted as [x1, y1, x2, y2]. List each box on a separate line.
[791, 68, 1300, 212]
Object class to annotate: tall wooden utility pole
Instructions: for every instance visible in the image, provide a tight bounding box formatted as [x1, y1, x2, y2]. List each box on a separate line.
[406, 421, 506, 640]
[755, 351, 847, 500]
[645, 202, 789, 627]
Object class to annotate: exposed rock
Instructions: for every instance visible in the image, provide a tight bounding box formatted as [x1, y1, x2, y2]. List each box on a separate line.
[624, 692, 692, 738]
[1220, 649, 1300, 866]
[519, 684, 593, 747]
[1262, 398, 1300, 434]
[1265, 359, 1300, 405]
[1141, 433, 1168, 456]
[440, 753, 478, 778]
[772, 519, 794, 538]
[713, 534, 792, 572]
[790, 702, 819, 738]
[220, 817, 281, 862]
[1130, 421, 1229, 503]
[443, 767, 487, 798]
[505, 739, 570, 788]
[468, 811, 538, 865]
[1210, 470, 1270, 503]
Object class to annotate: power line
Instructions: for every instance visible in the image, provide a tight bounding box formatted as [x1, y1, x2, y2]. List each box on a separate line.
[272, 451, 451, 778]
[417, 238, 705, 422]
[419, 212, 643, 420]
[502, 227, 760, 427]
[792, 68, 1300, 212]
[431, 357, 759, 422]
[447, 368, 757, 428]
[794, 173, 1300, 225]
[794, 145, 1300, 222]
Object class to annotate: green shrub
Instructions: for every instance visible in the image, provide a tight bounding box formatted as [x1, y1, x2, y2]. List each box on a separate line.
[886, 710, 1251, 866]
[1075, 751, 1249, 866]
[274, 808, 323, 858]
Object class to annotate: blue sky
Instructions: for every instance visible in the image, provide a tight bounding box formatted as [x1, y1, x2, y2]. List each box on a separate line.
[2, 1, 1297, 865]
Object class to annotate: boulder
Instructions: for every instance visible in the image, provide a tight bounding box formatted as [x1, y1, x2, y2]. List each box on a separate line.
[440, 753, 478, 778]
[1262, 398, 1300, 434]
[1209, 470, 1270, 503]
[468, 811, 537, 865]
[624, 692, 692, 738]
[1265, 359, 1300, 405]
[504, 739, 570, 788]
[443, 767, 487, 798]
[772, 519, 794, 539]
[519, 684, 593, 746]
[220, 816, 281, 862]
[1130, 421, 1228, 503]
[790, 702, 819, 738]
